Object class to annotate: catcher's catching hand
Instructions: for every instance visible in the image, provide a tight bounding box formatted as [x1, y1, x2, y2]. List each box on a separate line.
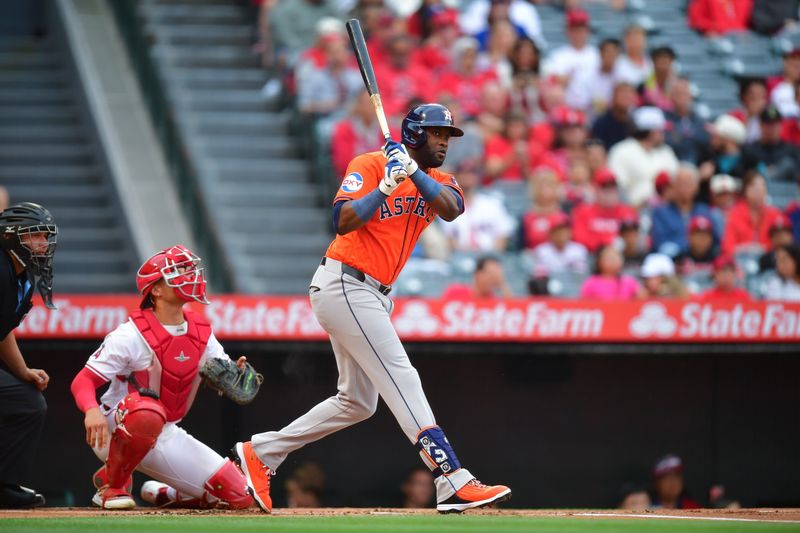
[200, 356, 263, 405]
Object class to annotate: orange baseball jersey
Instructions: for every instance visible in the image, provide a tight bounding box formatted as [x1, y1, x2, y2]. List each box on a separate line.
[325, 151, 464, 286]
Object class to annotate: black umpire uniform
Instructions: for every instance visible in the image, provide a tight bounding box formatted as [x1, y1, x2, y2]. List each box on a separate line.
[0, 203, 58, 509]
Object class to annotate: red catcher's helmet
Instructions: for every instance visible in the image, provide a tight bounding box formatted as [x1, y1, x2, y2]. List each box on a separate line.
[136, 245, 209, 308]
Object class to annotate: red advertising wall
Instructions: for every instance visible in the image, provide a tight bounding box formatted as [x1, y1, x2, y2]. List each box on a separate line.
[16, 295, 800, 343]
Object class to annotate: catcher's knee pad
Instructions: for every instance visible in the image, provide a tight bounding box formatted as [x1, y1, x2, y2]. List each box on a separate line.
[204, 459, 254, 509]
[106, 393, 167, 488]
[416, 426, 462, 477]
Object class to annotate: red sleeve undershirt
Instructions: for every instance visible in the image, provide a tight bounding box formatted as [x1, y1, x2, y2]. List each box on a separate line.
[70, 367, 109, 413]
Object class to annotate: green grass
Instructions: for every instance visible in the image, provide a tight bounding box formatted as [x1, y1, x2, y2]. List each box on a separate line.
[2, 515, 799, 533]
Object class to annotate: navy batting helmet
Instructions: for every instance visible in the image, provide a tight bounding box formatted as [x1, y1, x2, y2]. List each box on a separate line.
[401, 103, 464, 149]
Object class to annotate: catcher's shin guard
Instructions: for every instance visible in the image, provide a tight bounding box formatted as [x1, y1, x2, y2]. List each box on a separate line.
[204, 459, 254, 509]
[105, 393, 166, 489]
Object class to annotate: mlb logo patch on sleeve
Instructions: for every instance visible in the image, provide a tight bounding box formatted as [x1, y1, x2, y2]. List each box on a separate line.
[341, 173, 364, 193]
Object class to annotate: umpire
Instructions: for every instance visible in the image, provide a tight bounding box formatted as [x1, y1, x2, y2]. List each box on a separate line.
[0, 203, 58, 508]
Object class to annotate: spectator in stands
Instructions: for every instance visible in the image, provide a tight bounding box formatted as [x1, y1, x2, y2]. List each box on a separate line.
[643, 45, 678, 112]
[285, 461, 326, 508]
[781, 80, 800, 144]
[591, 82, 636, 150]
[701, 254, 751, 300]
[330, 92, 383, 178]
[586, 138, 608, 178]
[471, 0, 530, 53]
[441, 255, 514, 299]
[521, 167, 566, 249]
[564, 158, 594, 210]
[441, 160, 516, 253]
[508, 37, 543, 123]
[373, 34, 433, 119]
[788, 197, 800, 243]
[664, 79, 710, 165]
[618, 217, 649, 271]
[652, 170, 674, 207]
[566, 38, 621, 117]
[460, 0, 544, 49]
[542, 9, 599, 82]
[730, 78, 768, 143]
[294, 17, 347, 93]
[476, 81, 510, 140]
[530, 212, 589, 278]
[698, 114, 747, 201]
[771, 47, 800, 118]
[400, 467, 434, 508]
[709, 174, 740, 224]
[485, 112, 537, 182]
[608, 106, 680, 207]
[579, 245, 641, 300]
[619, 484, 652, 511]
[413, 7, 461, 74]
[439, 37, 497, 119]
[687, 0, 753, 36]
[722, 171, 783, 254]
[297, 35, 363, 128]
[650, 454, 701, 509]
[614, 24, 652, 88]
[476, 19, 518, 89]
[750, 0, 800, 34]
[759, 214, 794, 272]
[572, 169, 637, 252]
[764, 243, 800, 300]
[543, 106, 589, 179]
[270, 0, 342, 67]
[743, 106, 800, 182]
[651, 165, 719, 257]
[675, 215, 719, 277]
[640, 253, 688, 298]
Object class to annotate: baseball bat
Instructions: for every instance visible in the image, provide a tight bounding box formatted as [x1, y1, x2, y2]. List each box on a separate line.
[346, 18, 392, 143]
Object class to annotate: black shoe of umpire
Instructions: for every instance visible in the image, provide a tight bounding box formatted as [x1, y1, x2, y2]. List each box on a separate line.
[0, 484, 46, 509]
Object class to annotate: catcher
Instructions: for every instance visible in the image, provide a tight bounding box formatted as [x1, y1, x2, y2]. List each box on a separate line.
[69, 245, 262, 509]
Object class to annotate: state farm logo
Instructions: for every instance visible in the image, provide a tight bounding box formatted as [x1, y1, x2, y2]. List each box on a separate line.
[629, 302, 677, 338]
[394, 301, 439, 337]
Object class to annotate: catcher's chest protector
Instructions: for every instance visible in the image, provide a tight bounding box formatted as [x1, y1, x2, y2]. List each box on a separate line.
[129, 309, 212, 422]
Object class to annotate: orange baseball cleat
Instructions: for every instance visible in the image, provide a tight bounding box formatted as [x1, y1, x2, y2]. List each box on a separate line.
[231, 441, 273, 513]
[436, 478, 511, 513]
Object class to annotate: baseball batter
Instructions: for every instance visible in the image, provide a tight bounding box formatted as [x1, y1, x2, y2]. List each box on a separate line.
[70, 245, 255, 510]
[233, 104, 511, 513]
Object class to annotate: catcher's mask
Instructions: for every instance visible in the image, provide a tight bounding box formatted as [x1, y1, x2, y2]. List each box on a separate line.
[136, 245, 209, 308]
[0, 203, 58, 309]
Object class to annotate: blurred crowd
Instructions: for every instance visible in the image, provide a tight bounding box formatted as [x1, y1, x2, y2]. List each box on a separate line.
[252, 0, 800, 301]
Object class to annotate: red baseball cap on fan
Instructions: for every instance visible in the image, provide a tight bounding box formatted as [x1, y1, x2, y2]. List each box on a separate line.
[688, 215, 713, 234]
[713, 254, 736, 272]
[566, 9, 590, 27]
[550, 105, 586, 127]
[769, 214, 793, 235]
[594, 168, 617, 187]
[549, 212, 571, 231]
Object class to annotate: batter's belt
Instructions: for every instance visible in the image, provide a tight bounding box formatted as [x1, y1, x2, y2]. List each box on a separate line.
[320, 257, 392, 295]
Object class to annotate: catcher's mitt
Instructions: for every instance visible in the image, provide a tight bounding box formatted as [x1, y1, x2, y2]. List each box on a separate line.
[199, 358, 263, 405]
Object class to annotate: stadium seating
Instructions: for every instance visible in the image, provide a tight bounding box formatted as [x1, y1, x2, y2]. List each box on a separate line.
[137, 0, 331, 294]
[0, 33, 138, 292]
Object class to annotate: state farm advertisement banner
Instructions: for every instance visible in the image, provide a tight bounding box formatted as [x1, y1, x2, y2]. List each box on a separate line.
[15, 295, 800, 343]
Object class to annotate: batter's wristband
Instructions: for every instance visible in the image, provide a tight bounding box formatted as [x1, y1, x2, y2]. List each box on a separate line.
[410, 169, 443, 204]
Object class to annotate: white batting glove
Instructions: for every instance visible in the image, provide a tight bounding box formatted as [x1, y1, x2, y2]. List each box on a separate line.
[380, 159, 407, 196]
[383, 140, 419, 175]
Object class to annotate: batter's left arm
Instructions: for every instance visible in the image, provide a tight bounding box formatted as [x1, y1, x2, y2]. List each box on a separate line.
[427, 185, 462, 222]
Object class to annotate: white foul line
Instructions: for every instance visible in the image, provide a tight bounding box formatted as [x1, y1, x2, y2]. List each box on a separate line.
[574, 513, 800, 524]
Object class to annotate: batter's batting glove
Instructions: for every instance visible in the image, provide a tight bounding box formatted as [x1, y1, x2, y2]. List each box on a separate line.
[383, 140, 419, 175]
[380, 159, 407, 196]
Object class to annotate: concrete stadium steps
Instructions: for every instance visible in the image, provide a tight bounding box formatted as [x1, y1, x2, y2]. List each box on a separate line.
[0, 35, 138, 293]
[138, 0, 327, 294]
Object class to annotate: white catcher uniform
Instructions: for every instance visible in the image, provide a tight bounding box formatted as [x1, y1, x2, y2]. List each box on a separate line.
[84, 319, 231, 500]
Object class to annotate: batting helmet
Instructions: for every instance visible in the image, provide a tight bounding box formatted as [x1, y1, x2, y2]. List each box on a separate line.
[136, 244, 209, 308]
[0, 203, 58, 309]
[401, 103, 464, 149]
